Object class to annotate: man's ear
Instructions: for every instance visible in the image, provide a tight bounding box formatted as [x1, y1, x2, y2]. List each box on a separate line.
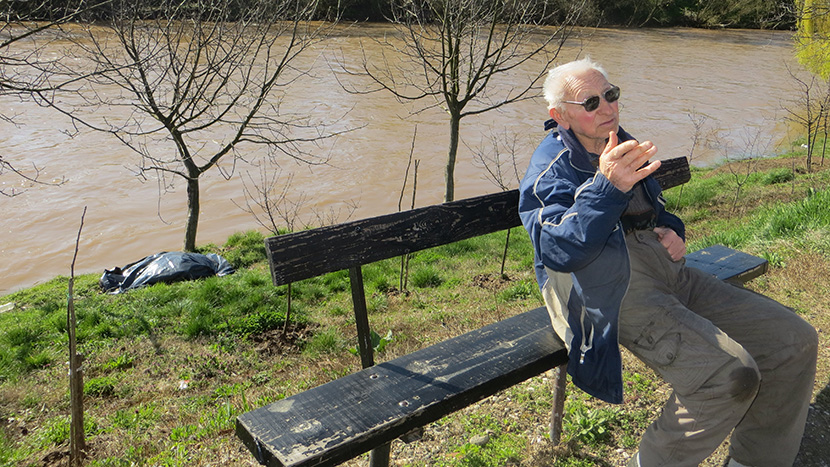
[550, 107, 569, 130]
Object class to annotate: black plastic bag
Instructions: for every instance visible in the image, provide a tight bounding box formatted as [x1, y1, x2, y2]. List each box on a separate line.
[99, 251, 235, 293]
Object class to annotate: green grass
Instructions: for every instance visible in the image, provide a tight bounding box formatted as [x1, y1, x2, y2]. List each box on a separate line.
[2, 152, 830, 466]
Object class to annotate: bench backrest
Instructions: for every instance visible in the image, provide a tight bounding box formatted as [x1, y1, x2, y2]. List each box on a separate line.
[264, 156, 690, 286]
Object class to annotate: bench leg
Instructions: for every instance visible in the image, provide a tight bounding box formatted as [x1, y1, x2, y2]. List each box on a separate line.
[369, 442, 391, 467]
[348, 266, 392, 466]
[550, 364, 567, 445]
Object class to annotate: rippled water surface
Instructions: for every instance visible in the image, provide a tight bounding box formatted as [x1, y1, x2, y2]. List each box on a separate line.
[0, 26, 802, 294]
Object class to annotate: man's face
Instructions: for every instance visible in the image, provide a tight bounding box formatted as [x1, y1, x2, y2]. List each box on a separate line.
[550, 70, 620, 154]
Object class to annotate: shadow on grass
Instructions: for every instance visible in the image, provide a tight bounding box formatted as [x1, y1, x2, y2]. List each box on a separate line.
[795, 378, 830, 467]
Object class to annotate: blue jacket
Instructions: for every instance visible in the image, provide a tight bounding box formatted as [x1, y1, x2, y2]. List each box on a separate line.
[518, 120, 685, 403]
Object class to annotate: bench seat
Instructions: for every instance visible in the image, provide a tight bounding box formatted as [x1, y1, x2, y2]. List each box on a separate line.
[236, 306, 565, 467]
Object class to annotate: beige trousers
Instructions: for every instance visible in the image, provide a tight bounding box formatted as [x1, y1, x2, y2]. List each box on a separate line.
[619, 231, 818, 467]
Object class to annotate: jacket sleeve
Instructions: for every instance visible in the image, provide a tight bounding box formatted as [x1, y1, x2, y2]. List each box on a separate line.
[519, 158, 631, 273]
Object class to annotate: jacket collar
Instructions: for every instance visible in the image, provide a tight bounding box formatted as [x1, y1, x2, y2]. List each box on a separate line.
[544, 119, 634, 174]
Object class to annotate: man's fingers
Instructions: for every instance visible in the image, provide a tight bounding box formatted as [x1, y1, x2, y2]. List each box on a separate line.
[634, 159, 662, 180]
[599, 136, 660, 192]
[603, 131, 618, 156]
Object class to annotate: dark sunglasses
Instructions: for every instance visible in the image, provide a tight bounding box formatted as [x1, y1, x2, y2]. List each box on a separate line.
[564, 85, 621, 112]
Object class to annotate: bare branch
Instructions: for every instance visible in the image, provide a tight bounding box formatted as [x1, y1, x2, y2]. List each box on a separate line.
[31, 0, 350, 251]
[333, 0, 579, 201]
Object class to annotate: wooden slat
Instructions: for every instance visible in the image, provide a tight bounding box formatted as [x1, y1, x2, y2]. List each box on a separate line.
[654, 156, 691, 190]
[265, 157, 690, 286]
[264, 190, 520, 286]
[685, 244, 769, 283]
[236, 306, 567, 467]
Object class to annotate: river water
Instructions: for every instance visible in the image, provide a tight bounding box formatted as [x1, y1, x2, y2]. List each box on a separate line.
[0, 25, 803, 295]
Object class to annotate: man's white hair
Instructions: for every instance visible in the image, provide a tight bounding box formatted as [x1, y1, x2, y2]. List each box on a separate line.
[543, 57, 608, 112]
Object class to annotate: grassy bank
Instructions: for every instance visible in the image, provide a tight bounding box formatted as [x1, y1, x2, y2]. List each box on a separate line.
[1, 150, 830, 467]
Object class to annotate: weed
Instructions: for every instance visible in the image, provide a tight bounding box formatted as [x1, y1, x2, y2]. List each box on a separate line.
[411, 266, 444, 288]
[110, 403, 159, 431]
[348, 329, 393, 356]
[761, 250, 786, 269]
[556, 458, 599, 467]
[252, 371, 270, 386]
[498, 280, 536, 302]
[761, 168, 795, 185]
[102, 354, 135, 372]
[20, 392, 41, 409]
[368, 293, 389, 313]
[370, 275, 393, 293]
[35, 415, 98, 449]
[564, 402, 620, 446]
[169, 423, 199, 442]
[624, 372, 654, 394]
[441, 434, 525, 467]
[85, 376, 118, 398]
[305, 327, 348, 355]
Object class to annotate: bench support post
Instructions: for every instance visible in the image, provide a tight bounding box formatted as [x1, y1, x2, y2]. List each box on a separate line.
[550, 364, 568, 445]
[369, 443, 391, 467]
[349, 266, 375, 369]
[349, 266, 392, 466]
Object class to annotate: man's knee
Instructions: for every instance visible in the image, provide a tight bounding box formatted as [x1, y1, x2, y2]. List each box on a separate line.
[779, 313, 819, 369]
[797, 318, 818, 358]
[728, 365, 761, 403]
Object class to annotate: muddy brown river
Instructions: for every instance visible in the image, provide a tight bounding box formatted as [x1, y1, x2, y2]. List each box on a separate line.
[0, 25, 802, 295]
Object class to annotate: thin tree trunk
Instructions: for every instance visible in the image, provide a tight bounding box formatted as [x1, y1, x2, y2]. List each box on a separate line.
[184, 176, 200, 252]
[68, 207, 87, 466]
[445, 114, 461, 202]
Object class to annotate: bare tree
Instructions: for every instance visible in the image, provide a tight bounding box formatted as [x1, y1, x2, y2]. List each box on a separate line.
[471, 128, 525, 193]
[236, 164, 359, 235]
[669, 109, 713, 210]
[471, 127, 527, 278]
[36, 0, 342, 251]
[234, 162, 358, 337]
[337, 0, 579, 202]
[716, 126, 774, 214]
[784, 64, 830, 173]
[397, 126, 420, 293]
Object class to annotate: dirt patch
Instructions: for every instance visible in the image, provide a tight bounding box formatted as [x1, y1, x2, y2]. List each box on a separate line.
[471, 272, 512, 290]
[250, 322, 314, 356]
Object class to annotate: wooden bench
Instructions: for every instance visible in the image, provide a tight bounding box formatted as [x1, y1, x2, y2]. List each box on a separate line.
[235, 157, 768, 467]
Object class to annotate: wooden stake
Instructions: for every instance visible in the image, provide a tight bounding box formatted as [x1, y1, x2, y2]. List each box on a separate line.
[68, 207, 87, 466]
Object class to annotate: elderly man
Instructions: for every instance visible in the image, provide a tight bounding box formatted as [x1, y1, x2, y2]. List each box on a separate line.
[518, 57, 818, 467]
